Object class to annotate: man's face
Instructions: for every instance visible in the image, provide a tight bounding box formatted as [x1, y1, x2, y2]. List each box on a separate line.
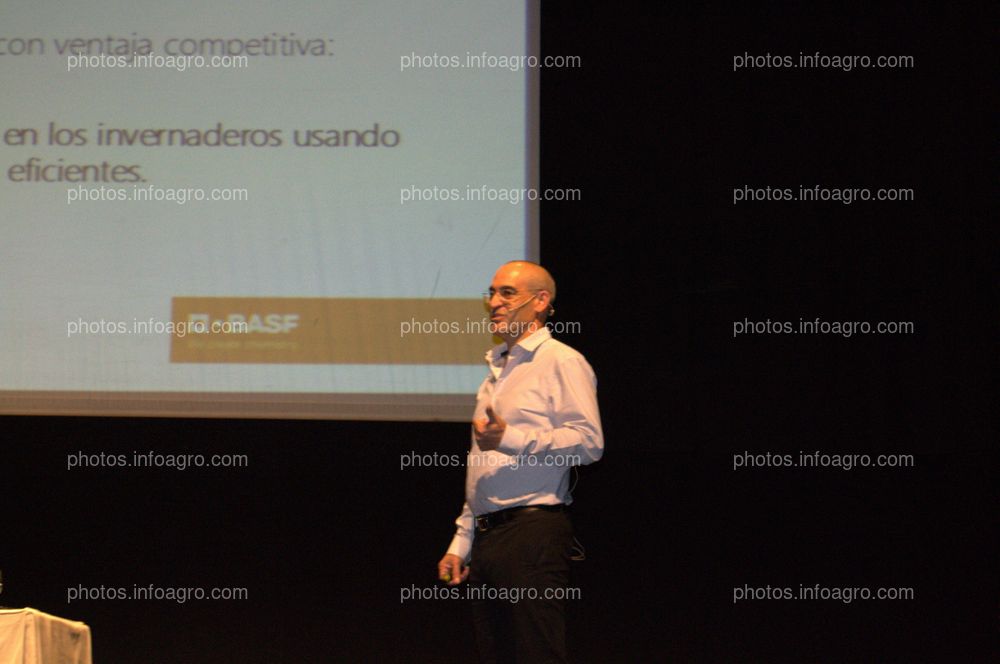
[486, 264, 538, 340]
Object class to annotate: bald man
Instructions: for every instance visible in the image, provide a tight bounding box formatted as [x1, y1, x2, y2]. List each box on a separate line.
[438, 261, 604, 663]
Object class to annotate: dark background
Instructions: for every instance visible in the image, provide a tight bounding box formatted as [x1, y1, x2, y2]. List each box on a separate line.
[2, 4, 995, 662]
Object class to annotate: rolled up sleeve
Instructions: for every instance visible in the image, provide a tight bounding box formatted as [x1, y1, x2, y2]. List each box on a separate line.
[446, 500, 474, 562]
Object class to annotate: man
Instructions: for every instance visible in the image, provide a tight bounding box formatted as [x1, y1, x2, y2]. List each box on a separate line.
[437, 260, 604, 663]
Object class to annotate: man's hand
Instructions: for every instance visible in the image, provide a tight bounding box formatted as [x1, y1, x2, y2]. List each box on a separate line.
[437, 553, 470, 586]
[473, 406, 507, 451]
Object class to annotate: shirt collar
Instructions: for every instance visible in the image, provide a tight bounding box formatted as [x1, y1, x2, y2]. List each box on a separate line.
[485, 325, 551, 365]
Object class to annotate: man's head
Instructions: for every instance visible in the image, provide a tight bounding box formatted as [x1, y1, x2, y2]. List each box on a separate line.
[485, 261, 556, 346]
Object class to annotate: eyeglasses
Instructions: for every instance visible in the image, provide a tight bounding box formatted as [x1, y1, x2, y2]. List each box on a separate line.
[482, 287, 534, 304]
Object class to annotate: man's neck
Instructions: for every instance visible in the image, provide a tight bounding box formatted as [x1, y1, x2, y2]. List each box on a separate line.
[500, 321, 542, 349]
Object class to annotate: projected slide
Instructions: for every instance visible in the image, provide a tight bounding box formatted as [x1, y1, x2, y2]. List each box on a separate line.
[0, 0, 538, 420]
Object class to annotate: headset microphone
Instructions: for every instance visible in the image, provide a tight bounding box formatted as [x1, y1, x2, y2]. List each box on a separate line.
[505, 294, 537, 314]
[495, 294, 554, 318]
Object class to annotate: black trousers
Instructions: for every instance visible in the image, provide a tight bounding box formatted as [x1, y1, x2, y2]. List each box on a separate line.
[469, 509, 574, 664]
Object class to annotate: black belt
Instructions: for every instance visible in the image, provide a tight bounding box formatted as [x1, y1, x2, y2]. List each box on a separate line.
[474, 504, 566, 533]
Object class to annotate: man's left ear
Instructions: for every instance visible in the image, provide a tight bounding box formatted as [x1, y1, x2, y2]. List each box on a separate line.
[535, 290, 552, 312]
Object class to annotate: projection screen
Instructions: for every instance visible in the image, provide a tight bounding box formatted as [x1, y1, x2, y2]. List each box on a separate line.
[0, 0, 539, 420]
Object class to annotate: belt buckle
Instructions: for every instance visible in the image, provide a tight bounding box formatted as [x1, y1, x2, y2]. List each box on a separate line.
[475, 515, 489, 532]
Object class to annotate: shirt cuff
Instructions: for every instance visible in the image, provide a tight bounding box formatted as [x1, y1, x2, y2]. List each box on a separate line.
[447, 535, 472, 563]
[496, 424, 527, 456]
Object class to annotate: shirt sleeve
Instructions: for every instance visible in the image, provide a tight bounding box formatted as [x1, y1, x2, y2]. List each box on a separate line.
[446, 500, 475, 563]
[496, 354, 604, 464]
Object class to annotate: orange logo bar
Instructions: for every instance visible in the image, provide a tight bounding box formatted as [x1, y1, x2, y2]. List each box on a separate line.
[170, 297, 495, 364]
